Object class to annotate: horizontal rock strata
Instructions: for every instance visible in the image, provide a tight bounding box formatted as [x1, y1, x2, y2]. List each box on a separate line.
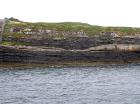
[4, 37, 140, 49]
[0, 45, 140, 63]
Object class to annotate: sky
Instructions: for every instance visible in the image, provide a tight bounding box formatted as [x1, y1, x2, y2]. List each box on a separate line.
[0, 0, 140, 27]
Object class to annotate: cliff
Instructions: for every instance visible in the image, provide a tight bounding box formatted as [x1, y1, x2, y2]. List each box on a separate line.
[0, 19, 6, 41]
[0, 45, 140, 64]
[1, 18, 140, 64]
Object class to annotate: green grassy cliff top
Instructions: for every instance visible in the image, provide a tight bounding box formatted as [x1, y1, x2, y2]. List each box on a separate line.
[3, 18, 140, 38]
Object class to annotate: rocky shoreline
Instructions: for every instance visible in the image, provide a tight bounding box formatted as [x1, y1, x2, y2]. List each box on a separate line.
[1, 18, 140, 64]
[0, 44, 140, 64]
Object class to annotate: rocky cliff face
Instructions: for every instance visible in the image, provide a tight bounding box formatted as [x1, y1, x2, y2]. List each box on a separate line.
[0, 19, 4, 41]
[1, 19, 140, 64]
[4, 37, 140, 49]
[2, 36, 140, 63]
[0, 19, 6, 42]
[0, 45, 140, 63]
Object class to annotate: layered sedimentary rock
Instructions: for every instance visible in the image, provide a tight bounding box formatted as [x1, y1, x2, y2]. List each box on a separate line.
[0, 45, 140, 63]
[4, 37, 140, 49]
[1, 18, 140, 64]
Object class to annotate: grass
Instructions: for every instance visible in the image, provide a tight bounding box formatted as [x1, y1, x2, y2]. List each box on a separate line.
[0, 41, 31, 46]
[3, 33, 30, 38]
[3, 19, 140, 39]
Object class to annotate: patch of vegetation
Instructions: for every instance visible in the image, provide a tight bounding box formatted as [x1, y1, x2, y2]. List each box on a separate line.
[3, 33, 30, 38]
[3, 18, 140, 39]
[8, 17, 22, 22]
[0, 41, 31, 46]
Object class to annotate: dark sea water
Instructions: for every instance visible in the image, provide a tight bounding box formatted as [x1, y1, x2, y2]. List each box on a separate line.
[0, 64, 140, 104]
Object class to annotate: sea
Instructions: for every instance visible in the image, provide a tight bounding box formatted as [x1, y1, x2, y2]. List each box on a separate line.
[0, 64, 140, 104]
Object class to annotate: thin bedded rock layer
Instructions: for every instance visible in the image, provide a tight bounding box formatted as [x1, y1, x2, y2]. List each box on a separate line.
[0, 45, 140, 63]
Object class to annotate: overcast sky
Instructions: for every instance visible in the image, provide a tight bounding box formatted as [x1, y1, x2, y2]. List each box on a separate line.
[0, 0, 140, 27]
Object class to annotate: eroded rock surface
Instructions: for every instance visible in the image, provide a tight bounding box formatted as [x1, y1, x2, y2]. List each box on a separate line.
[0, 45, 140, 63]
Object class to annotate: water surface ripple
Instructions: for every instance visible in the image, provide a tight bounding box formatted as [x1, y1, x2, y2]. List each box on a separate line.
[0, 64, 140, 104]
